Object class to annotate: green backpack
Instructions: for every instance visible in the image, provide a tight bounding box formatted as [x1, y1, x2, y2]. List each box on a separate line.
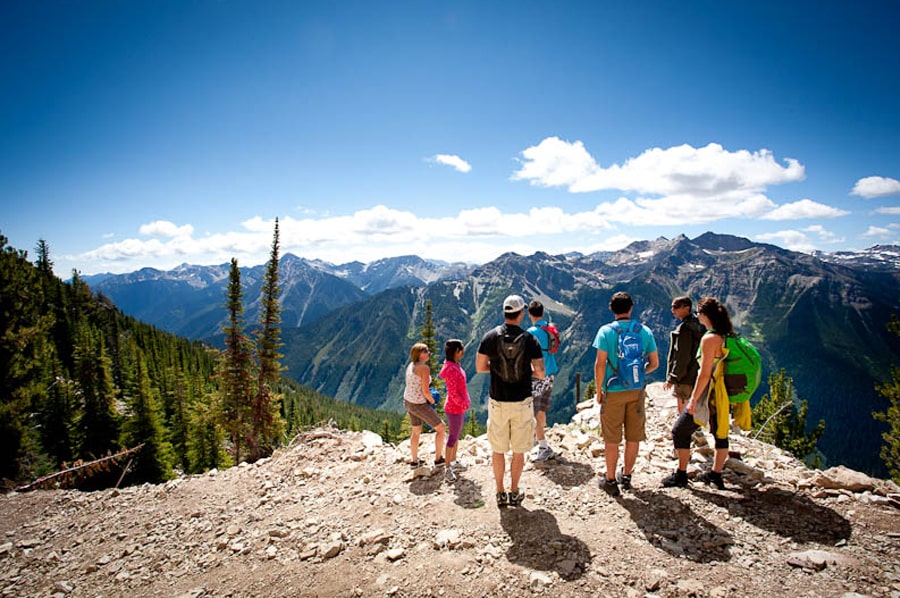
[722, 334, 762, 403]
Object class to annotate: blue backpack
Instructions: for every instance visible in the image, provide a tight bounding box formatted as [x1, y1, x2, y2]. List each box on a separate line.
[608, 321, 646, 389]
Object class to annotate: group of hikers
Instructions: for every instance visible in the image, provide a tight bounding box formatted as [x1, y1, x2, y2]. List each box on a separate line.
[403, 291, 739, 507]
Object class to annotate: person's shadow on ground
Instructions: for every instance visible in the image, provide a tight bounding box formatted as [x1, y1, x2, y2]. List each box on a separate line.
[533, 456, 596, 489]
[499, 505, 592, 580]
[408, 469, 443, 495]
[620, 489, 734, 563]
[691, 484, 851, 544]
[451, 477, 485, 509]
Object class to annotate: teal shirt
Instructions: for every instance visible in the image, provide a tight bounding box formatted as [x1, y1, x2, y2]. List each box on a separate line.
[527, 319, 559, 376]
[592, 319, 658, 392]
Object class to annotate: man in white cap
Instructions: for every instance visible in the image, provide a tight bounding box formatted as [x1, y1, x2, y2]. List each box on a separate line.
[476, 294, 545, 508]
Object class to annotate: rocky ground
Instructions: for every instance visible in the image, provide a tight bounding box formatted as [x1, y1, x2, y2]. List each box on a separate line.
[2, 383, 899, 598]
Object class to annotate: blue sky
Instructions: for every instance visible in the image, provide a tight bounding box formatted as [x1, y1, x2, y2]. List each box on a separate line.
[2, 1, 899, 276]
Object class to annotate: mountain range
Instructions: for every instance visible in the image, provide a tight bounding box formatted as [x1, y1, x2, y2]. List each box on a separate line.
[85, 232, 900, 477]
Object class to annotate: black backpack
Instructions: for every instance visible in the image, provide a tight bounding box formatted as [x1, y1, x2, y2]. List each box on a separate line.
[496, 326, 530, 383]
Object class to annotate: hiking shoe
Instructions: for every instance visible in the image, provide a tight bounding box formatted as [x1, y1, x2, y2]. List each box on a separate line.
[698, 470, 725, 490]
[433, 456, 446, 467]
[444, 467, 459, 483]
[661, 470, 689, 488]
[450, 460, 468, 472]
[408, 459, 422, 470]
[533, 446, 557, 462]
[615, 470, 632, 491]
[599, 477, 621, 497]
[507, 489, 524, 507]
[496, 492, 509, 508]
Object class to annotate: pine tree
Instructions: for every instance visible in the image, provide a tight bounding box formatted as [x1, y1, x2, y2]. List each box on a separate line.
[0, 234, 54, 480]
[874, 316, 900, 483]
[752, 369, 825, 465]
[37, 359, 78, 468]
[419, 299, 441, 388]
[249, 220, 286, 461]
[74, 324, 121, 460]
[221, 258, 254, 463]
[121, 351, 174, 483]
[35, 239, 53, 276]
[167, 366, 191, 472]
[187, 390, 229, 472]
[465, 409, 484, 438]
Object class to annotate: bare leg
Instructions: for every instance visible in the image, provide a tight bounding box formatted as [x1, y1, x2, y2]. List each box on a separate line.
[535, 410, 546, 442]
[676, 447, 691, 470]
[623, 441, 639, 475]
[410, 426, 422, 462]
[510, 452, 525, 491]
[712, 447, 728, 472]
[446, 443, 458, 466]
[492, 452, 506, 492]
[434, 423, 445, 461]
[604, 442, 619, 479]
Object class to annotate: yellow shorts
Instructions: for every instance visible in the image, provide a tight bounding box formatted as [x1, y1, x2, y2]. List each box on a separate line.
[487, 397, 535, 454]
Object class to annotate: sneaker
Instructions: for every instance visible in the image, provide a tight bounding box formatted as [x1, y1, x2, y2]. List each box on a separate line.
[615, 470, 632, 491]
[450, 460, 468, 472]
[496, 491, 509, 508]
[507, 489, 524, 507]
[697, 470, 725, 490]
[661, 470, 689, 488]
[408, 459, 422, 470]
[433, 456, 446, 467]
[533, 446, 557, 462]
[444, 467, 459, 483]
[599, 477, 621, 497]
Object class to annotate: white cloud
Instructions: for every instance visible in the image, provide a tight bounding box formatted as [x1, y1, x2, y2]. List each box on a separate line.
[510, 138, 826, 226]
[875, 207, 900, 215]
[138, 220, 194, 238]
[761, 199, 849, 220]
[69, 203, 619, 273]
[863, 225, 892, 237]
[513, 138, 804, 195]
[755, 224, 846, 252]
[851, 176, 900, 198]
[431, 154, 472, 173]
[802, 225, 844, 244]
[755, 230, 817, 253]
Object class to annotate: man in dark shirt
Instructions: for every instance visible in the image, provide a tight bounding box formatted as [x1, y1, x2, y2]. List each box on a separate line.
[476, 294, 545, 508]
[663, 296, 706, 413]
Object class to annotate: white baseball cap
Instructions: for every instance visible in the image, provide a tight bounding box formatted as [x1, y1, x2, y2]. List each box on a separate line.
[503, 294, 526, 313]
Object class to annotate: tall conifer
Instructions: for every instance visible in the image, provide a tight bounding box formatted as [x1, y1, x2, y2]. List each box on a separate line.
[221, 258, 254, 463]
[121, 351, 174, 483]
[249, 219, 285, 461]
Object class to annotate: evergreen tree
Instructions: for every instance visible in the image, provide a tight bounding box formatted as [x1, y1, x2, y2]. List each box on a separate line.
[419, 299, 441, 389]
[465, 409, 484, 438]
[166, 366, 191, 472]
[121, 351, 174, 483]
[35, 239, 53, 276]
[0, 233, 54, 480]
[752, 369, 825, 465]
[874, 316, 900, 483]
[37, 360, 78, 468]
[221, 258, 254, 463]
[187, 390, 229, 472]
[74, 324, 121, 459]
[249, 219, 285, 461]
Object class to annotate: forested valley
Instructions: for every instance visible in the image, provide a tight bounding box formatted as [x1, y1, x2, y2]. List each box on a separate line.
[0, 231, 404, 490]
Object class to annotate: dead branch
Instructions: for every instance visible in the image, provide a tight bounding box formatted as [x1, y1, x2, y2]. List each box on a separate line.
[16, 444, 145, 492]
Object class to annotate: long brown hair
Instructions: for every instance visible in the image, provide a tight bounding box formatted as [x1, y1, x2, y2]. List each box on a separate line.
[697, 297, 733, 335]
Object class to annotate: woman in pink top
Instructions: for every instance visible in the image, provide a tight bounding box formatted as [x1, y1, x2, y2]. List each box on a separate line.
[439, 339, 471, 483]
